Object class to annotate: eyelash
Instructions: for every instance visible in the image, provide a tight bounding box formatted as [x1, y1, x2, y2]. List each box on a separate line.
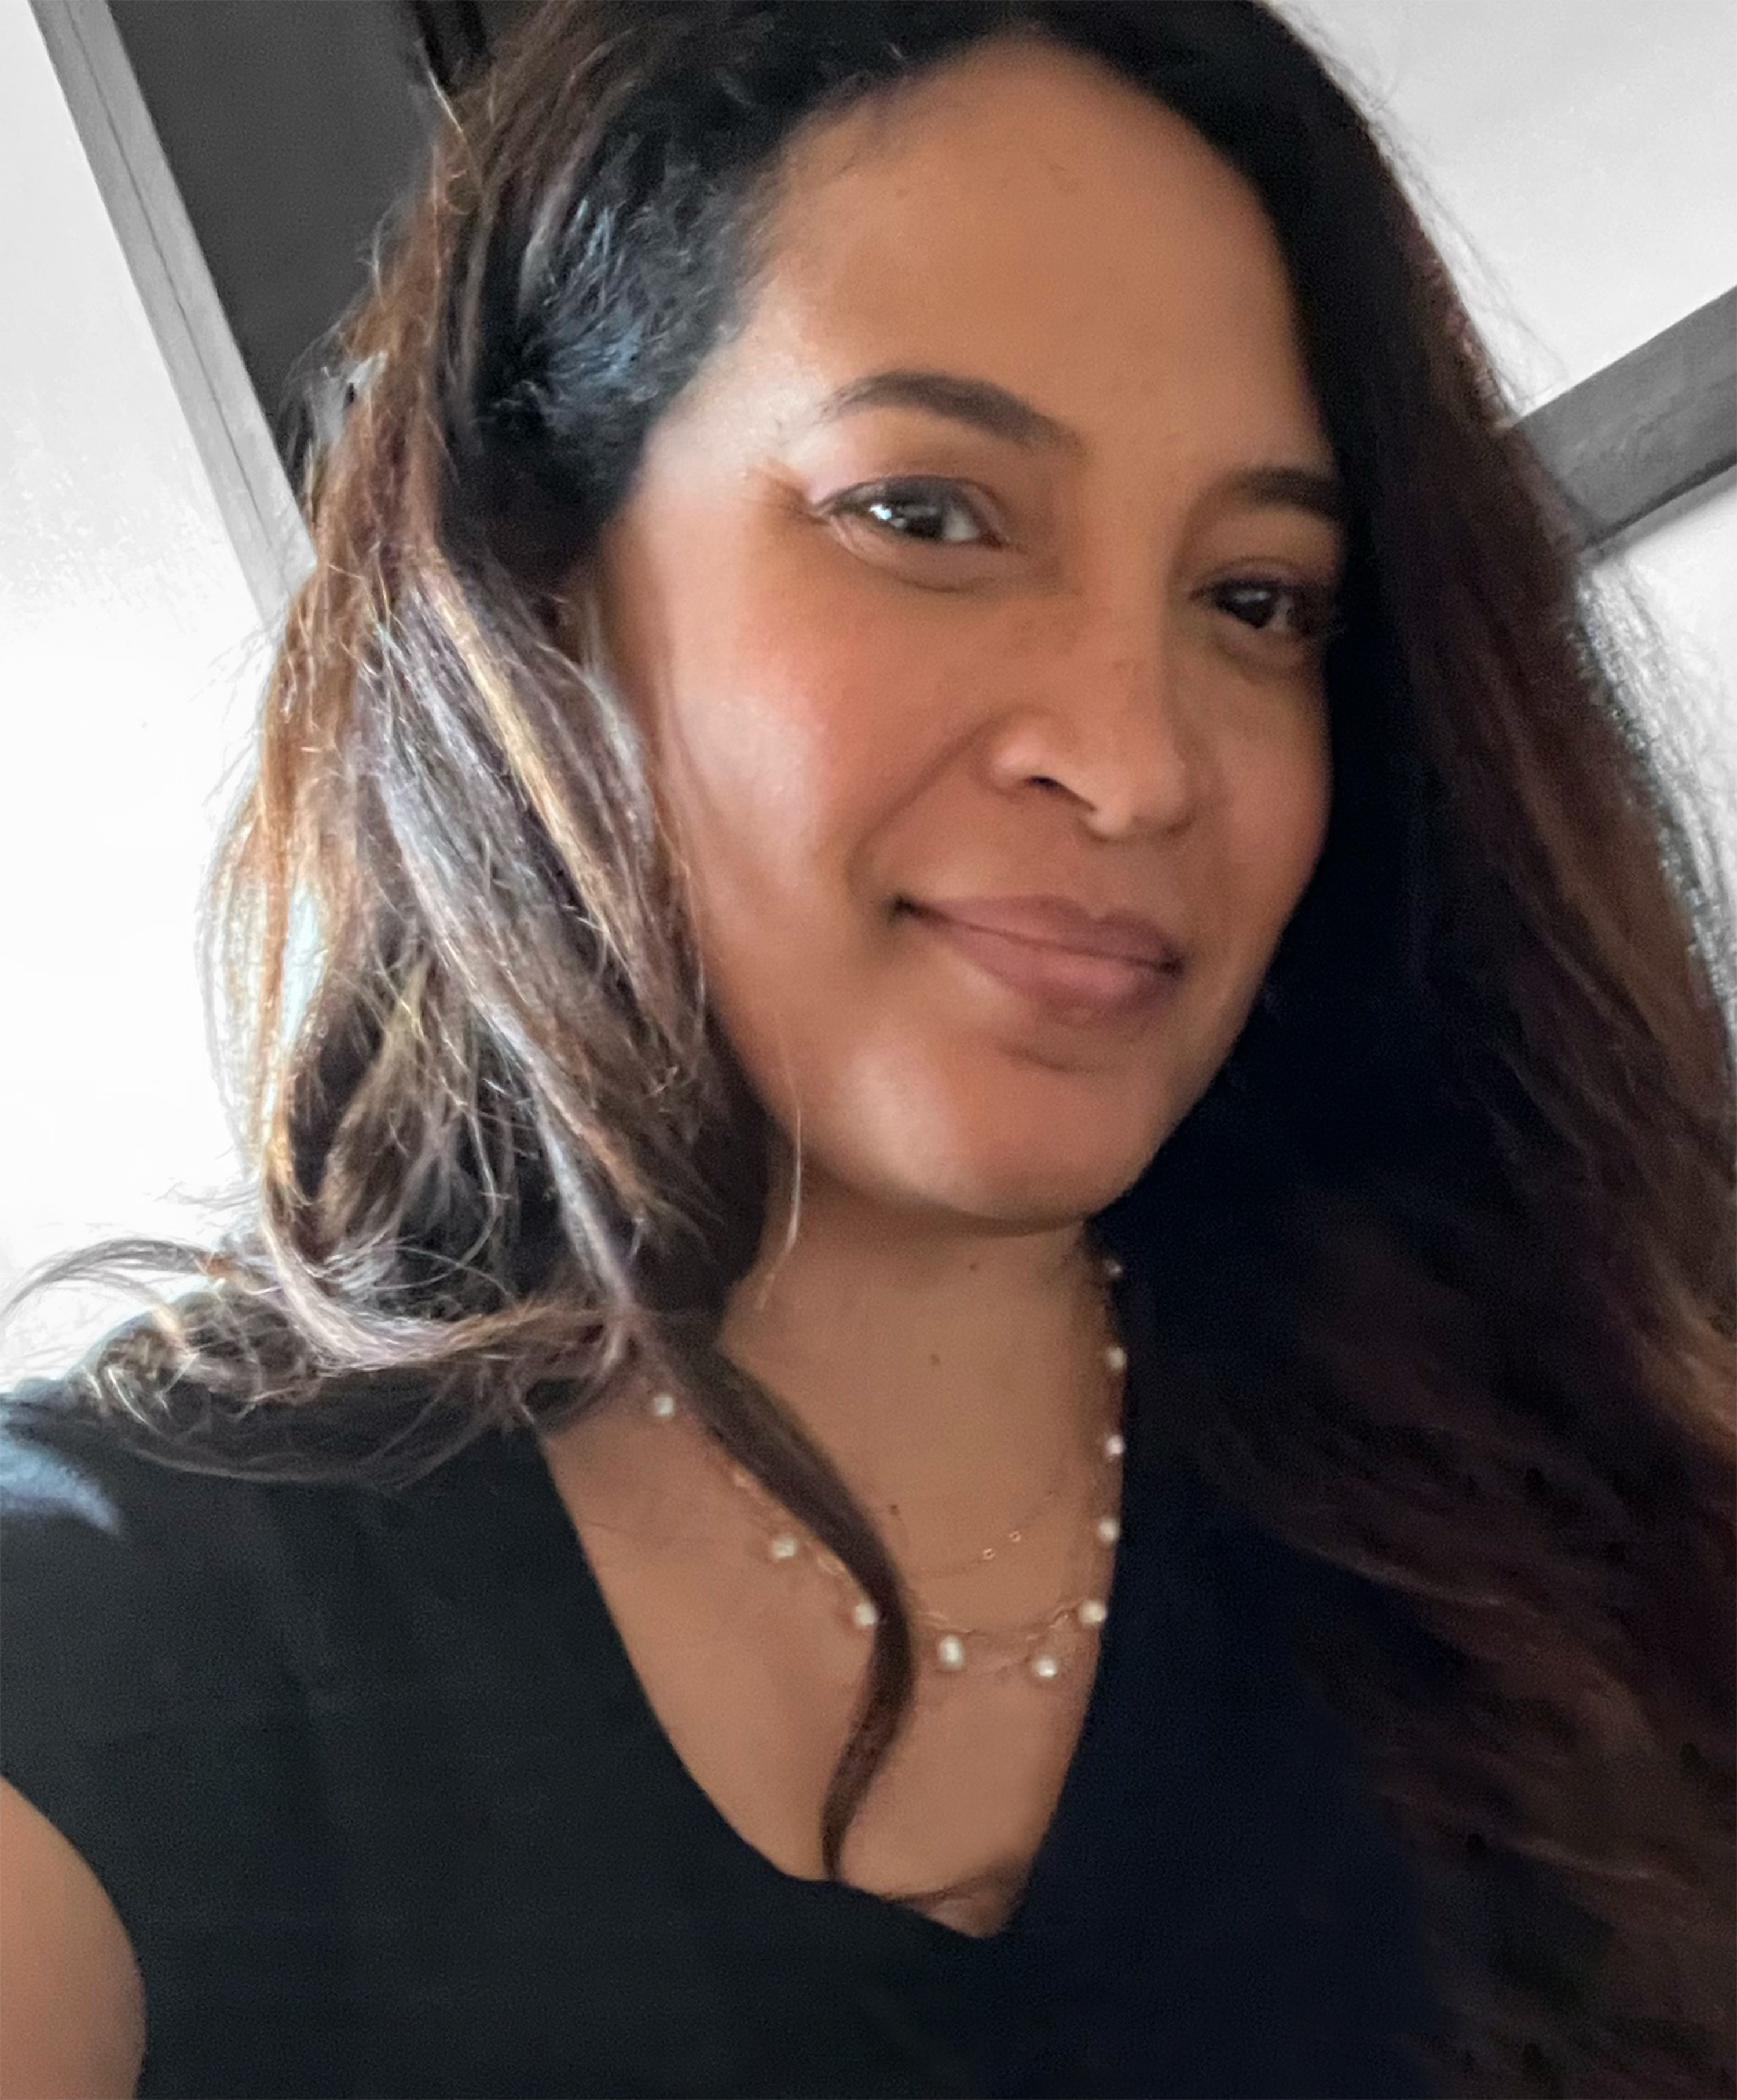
[827, 477, 1341, 643]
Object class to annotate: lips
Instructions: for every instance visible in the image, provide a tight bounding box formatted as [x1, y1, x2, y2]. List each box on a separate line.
[911, 895, 1183, 968]
[901, 895, 1183, 1024]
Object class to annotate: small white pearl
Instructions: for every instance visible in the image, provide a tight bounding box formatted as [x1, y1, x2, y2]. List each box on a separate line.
[851, 1597, 879, 1630]
[1095, 1515, 1121, 1546]
[1103, 1431, 1126, 1460]
[1104, 1343, 1128, 1374]
[648, 1390, 677, 1421]
[935, 1634, 967, 1672]
[1078, 1597, 1109, 1628]
[1028, 1652, 1061, 1682]
[1101, 1253, 1124, 1281]
[768, 1531, 800, 1562]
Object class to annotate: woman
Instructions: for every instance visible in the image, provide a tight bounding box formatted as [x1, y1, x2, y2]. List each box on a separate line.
[2, 2, 1732, 2094]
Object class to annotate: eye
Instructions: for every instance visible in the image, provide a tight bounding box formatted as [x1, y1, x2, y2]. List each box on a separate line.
[824, 477, 1002, 548]
[1207, 577, 1341, 644]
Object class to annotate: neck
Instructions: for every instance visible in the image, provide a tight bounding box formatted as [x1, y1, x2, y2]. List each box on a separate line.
[717, 1164, 1113, 1556]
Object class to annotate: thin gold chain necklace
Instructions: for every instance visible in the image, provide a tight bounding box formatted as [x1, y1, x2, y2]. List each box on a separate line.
[645, 1247, 1129, 1687]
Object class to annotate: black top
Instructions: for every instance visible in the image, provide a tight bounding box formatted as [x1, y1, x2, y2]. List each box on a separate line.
[0, 1320, 1449, 2098]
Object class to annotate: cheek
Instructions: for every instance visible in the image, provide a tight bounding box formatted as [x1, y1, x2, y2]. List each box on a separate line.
[600, 501, 868, 870]
[1160, 730, 1329, 1133]
[1224, 716, 1333, 961]
[1277, 738, 1333, 901]
[650, 598, 951, 919]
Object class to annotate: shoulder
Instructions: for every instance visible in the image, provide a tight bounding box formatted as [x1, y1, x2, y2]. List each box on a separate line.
[0, 1375, 285, 2052]
[0, 1337, 530, 1743]
[0, 1371, 210, 1556]
[0, 1369, 223, 1609]
[0, 1363, 389, 1749]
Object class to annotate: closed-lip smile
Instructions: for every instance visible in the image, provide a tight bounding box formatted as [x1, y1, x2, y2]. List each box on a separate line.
[902, 894, 1184, 1023]
[911, 895, 1183, 966]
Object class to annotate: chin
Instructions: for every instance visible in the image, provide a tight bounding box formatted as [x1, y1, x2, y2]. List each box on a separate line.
[806, 1046, 1179, 1227]
[861, 1122, 1164, 1231]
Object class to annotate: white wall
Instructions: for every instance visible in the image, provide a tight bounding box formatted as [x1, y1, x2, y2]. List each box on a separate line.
[0, 0, 264, 1379]
[1287, 0, 1737, 898]
[1608, 485, 1737, 907]
[1283, 0, 1737, 411]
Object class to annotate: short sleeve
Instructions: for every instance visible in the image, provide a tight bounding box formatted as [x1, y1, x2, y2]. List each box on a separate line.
[0, 1380, 312, 1989]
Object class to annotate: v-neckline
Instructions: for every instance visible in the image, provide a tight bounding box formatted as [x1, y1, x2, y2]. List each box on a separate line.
[486, 1282, 1161, 1956]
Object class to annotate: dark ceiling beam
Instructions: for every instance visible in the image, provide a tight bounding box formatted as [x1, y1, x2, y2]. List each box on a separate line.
[401, 0, 490, 92]
[1519, 288, 1737, 552]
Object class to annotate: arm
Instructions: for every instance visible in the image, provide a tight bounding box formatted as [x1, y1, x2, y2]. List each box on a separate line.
[0, 1776, 144, 2100]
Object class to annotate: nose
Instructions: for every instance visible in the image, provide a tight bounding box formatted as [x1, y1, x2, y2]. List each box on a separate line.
[985, 601, 1202, 841]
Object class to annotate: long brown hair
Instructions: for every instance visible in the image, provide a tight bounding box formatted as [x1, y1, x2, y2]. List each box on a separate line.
[15, 3, 1735, 2091]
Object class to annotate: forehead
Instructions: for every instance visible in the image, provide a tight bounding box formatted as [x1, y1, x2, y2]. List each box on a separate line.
[690, 35, 1328, 468]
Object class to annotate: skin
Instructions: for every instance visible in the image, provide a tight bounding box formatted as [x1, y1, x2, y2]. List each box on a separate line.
[544, 33, 1346, 1930]
[0, 1777, 145, 2095]
[0, 41, 1350, 2084]
[577, 30, 1338, 1498]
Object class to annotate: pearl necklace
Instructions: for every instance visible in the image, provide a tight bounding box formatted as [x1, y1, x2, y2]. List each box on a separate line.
[646, 1249, 1128, 1687]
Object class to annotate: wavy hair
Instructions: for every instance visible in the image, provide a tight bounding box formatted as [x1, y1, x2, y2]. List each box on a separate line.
[15, 3, 1735, 2092]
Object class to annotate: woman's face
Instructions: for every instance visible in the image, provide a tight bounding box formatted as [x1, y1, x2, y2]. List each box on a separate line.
[588, 35, 1342, 1230]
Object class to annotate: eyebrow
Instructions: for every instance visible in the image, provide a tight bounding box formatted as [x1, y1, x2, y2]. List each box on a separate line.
[807, 367, 1346, 526]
